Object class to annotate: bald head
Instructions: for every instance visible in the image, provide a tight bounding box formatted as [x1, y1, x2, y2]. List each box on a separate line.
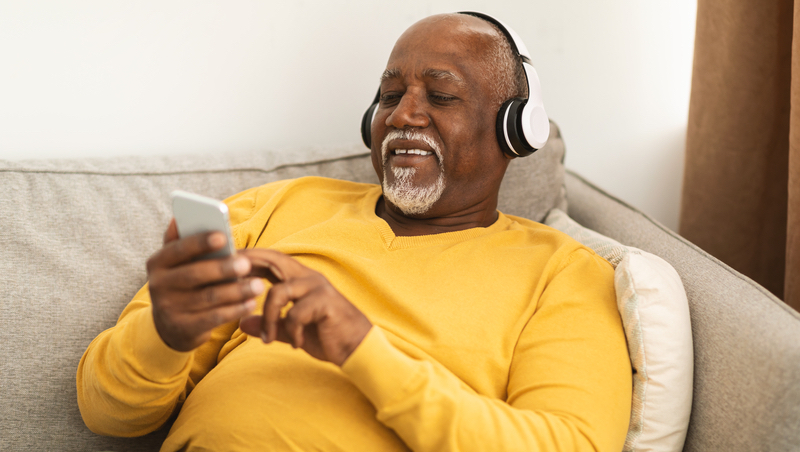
[395, 13, 527, 110]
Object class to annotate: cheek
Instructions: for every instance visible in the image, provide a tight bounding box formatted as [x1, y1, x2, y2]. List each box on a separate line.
[473, 110, 504, 162]
[370, 111, 389, 180]
[443, 118, 507, 193]
[446, 115, 500, 166]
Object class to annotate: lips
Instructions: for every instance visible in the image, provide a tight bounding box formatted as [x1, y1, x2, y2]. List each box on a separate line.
[388, 138, 436, 155]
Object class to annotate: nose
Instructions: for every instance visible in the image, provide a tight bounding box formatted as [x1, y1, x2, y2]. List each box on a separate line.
[385, 89, 430, 130]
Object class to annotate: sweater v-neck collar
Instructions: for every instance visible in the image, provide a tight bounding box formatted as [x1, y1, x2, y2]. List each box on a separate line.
[361, 186, 510, 250]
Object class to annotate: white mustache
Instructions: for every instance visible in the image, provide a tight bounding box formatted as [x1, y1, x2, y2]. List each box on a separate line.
[381, 130, 443, 165]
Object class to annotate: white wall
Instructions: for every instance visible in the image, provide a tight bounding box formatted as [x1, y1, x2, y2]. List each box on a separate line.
[0, 1, 696, 230]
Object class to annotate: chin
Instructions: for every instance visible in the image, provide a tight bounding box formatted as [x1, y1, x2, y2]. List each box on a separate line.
[382, 166, 446, 216]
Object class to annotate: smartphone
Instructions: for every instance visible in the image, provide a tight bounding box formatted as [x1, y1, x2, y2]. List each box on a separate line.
[170, 190, 236, 260]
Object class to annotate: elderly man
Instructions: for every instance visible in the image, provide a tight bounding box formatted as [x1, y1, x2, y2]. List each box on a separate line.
[78, 12, 631, 452]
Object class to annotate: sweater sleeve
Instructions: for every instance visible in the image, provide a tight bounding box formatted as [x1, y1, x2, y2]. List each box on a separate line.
[75, 182, 280, 437]
[341, 249, 632, 452]
[76, 284, 242, 437]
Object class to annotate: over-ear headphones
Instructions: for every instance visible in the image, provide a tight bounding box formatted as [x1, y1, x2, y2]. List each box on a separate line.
[360, 11, 549, 158]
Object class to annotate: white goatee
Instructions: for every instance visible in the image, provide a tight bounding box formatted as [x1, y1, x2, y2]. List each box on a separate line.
[380, 130, 446, 216]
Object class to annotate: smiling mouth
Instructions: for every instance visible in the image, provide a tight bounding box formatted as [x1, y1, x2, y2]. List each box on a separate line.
[381, 130, 443, 167]
[392, 149, 434, 156]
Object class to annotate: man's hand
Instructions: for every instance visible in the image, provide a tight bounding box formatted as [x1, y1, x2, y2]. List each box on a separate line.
[146, 219, 264, 352]
[238, 249, 372, 367]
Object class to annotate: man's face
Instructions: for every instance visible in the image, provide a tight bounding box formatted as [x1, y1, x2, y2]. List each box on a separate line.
[370, 15, 511, 218]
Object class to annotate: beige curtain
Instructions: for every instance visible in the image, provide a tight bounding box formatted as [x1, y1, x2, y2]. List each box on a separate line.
[680, 0, 799, 311]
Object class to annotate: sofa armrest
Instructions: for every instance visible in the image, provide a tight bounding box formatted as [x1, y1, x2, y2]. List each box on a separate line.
[564, 170, 800, 452]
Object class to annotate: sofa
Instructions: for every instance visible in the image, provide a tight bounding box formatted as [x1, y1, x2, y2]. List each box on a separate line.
[1, 123, 799, 451]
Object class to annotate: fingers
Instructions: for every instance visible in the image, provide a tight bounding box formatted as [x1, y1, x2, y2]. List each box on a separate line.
[150, 274, 263, 351]
[151, 255, 251, 291]
[238, 248, 310, 283]
[240, 315, 295, 344]
[261, 274, 322, 343]
[147, 226, 267, 352]
[235, 249, 372, 366]
[176, 278, 264, 312]
[283, 295, 321, 349]
[149, 230, 230, 272]
[239, 286, 316, 347]
[190, 299, 258, 335]
[162, 298, 258, 350]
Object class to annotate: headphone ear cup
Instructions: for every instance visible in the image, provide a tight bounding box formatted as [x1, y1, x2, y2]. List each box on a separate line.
[495, 99, 518, 157]
[520, 103, 550, 150]
[361, 102, 378, 148]
[496, 98, 537, 158]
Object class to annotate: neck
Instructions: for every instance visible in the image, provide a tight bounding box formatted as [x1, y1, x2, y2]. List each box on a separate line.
[376, 197, 499, 237]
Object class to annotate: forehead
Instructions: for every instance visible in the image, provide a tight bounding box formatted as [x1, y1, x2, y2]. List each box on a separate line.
[383, 15, 498, 84]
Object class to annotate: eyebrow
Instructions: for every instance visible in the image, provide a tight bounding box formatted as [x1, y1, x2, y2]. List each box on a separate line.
[379, 68, 465, 85]
[422, 68, 464, 84]
[380, 68, 401, 83]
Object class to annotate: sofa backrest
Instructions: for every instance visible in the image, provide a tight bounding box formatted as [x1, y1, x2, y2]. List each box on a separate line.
[0, 126, 566, 450]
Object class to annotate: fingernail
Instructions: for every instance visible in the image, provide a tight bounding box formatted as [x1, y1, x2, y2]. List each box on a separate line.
[268, 264, 284, 281]
[243, 299, 256, 311]
[261, 333, 268, 343]
[250, 279, 264, 295]
[233, 257, 250, 275]
[208, 233, 226, 248]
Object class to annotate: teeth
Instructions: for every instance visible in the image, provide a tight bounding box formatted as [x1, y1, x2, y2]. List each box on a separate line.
[394, 149, 432, 156]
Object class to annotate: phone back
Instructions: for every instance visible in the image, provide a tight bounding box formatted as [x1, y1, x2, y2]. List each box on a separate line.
[171, 190, 236, 260]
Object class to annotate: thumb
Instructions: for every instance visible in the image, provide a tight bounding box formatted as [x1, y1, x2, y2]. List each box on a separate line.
[163, 218, 179, 244]
[239, 315, 294, 344]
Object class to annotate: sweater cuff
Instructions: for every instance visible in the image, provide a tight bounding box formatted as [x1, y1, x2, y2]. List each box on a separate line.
[119, 307, 193, 381]
[341, 326, 421, 410]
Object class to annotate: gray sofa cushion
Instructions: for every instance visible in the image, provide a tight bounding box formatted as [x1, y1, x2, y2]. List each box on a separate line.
[565, 171, 800, 452]
[0, 124, 566, 450]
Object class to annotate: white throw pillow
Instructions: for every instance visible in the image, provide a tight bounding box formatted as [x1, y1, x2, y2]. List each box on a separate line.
[543, 209, 693, 452]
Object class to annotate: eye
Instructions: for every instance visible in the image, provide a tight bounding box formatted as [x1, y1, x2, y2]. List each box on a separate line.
[379, 92, 402, 106]
[429, 93, 457, 104]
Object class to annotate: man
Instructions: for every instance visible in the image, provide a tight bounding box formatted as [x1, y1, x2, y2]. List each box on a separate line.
[78, 13, 632, 451]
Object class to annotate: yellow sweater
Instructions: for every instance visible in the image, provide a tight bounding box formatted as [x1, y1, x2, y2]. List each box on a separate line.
[77, 177, 631, 452]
